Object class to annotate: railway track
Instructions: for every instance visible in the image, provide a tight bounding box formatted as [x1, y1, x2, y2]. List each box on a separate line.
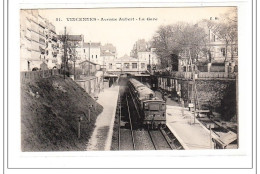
[147, 128, 173, 150]
[118, 92, 121, 150]
[115, 82, 184, 150]
[117, 84, 136, 150]
[128, 87, 177, 150]
[125, 94, 136, 150]
[161, 126, 184, 150]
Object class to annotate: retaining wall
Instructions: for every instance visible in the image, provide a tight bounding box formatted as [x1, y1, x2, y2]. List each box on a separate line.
[157, 76, 237, 121]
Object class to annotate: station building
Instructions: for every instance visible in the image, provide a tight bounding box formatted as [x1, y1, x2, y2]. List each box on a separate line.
[105, 54, 147, 74]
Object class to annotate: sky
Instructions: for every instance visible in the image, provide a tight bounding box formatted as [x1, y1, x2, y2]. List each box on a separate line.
[40, 7, 235, 57]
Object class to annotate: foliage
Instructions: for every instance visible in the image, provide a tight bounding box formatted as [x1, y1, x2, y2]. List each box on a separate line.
[202, 9, 238, 61]
[152, 22, 208, 68]
[151, 9, 238, 67]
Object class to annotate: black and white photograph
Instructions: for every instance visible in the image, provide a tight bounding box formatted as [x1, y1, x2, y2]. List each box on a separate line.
[20, 7, 238, 151]
[2, 0, 257, 172]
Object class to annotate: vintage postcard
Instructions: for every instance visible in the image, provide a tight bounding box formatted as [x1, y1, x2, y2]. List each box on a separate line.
[3, 0, 256, 170]
[20, 7, 239, 152]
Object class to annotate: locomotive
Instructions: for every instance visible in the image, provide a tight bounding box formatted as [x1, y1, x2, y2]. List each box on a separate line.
[128, 78, 166, 129]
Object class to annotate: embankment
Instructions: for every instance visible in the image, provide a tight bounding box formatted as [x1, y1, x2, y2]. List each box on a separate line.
[21, 75, 103, 151]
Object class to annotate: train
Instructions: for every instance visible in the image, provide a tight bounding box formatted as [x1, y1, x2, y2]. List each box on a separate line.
[128, 78, 166, 129]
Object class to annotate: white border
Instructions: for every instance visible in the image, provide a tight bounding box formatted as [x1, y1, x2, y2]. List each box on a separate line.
[4, 0, 255, 172]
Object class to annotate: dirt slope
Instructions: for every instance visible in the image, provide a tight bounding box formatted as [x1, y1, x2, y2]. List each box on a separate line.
[21, 75, 103, 151]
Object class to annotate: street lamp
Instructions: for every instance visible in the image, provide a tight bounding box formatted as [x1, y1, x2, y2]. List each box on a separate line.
[88, 104, 93, 122]
[94, 96, 98, 110]
[77, 115, 83, 139]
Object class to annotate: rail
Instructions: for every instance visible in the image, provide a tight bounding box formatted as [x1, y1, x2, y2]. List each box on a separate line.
[159, 128, 174, 150]
[155, 71, 237, 79]
[118, 93, 121, 150]
[147, 129, 173, 150]
[147, 130, 157, 150]
[126, 94, 136, 150]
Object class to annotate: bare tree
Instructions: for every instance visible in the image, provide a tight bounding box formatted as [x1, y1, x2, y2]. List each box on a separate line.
[152, 25, 175, 68]
[152, 22, 208, 69]
[203, 10, 238, 62]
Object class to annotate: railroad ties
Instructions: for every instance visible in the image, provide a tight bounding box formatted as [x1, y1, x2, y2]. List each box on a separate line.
[115, 79, 184, 151]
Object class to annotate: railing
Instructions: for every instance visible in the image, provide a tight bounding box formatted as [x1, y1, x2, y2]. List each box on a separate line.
[198, 72, 227, 78]
[21, 69, 60, 82]
[155, 71, 237, 79]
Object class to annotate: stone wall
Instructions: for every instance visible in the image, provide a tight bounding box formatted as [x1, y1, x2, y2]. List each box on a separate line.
[176, 79, 236, 121]
[195, 80, 236, 121]
[154, 75, 237, 121]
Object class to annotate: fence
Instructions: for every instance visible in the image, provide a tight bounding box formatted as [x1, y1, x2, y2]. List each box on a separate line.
[75, 77, 100, 96]
[210, 65, 225, 72]
[170, 72, 193, 79]
[21, 69, 60, 82]
[156, 71, 237, 79]
[197, 65, 208, 72]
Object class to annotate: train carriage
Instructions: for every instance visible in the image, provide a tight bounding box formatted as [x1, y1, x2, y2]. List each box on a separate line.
[128, 78, 166, 128]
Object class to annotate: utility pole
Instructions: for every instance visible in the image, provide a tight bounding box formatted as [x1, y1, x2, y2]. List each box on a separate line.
[63, 27, 67, 79]
[88, 41, 91, 76]
[136, 44, 139, 74]
[102, 55, 105, 90]
[149, 54, 151, 73]
[209, 125, 212, 149]
[73, 57, 76, 80]
[188, 48, 196, 124]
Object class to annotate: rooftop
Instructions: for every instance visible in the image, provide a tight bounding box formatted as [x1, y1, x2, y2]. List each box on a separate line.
[101, 51, 115, 56]
[79, 59, 99, 65]
[83, 42, 101, 48]
[101, 43, 117, 53]
[57, 35, 83, 41]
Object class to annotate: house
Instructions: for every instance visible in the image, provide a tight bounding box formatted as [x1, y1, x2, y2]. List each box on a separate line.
[79, 59, 100, 76]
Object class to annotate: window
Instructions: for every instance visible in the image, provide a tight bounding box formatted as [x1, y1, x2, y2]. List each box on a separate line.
[92, 55, 93, 58]
[116, 63, 121, 69]
[132, 63, 137, 69]
[221, 48, 226, 56]
[211, 33, 216, 42]
[84, 49, 85, 53]
[149, 103, 160, 111]
[96, 55, 97, 58]
[234, 47, 238, 56]
[141, 63, 145, 68]
[109, 63, 112, 69]
[27, 61, 30, 71]
[124, 63, 130, 69]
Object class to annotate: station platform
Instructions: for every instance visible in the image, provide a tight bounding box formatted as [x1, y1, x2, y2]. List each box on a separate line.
[165, 98, 215, 150]
[86, 85, 119, 151]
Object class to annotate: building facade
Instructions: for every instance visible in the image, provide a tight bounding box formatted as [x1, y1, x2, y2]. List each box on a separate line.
[100, 43, 117, 69]
[79, 59, 100, 76]
[78, 42, 101, 65]
[131, 39, 160, 70]
[106, 54, 147, 74]
[137, 48, 159, 68]
[20, 9, 59, 71]
[178, 17, 238, 72]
